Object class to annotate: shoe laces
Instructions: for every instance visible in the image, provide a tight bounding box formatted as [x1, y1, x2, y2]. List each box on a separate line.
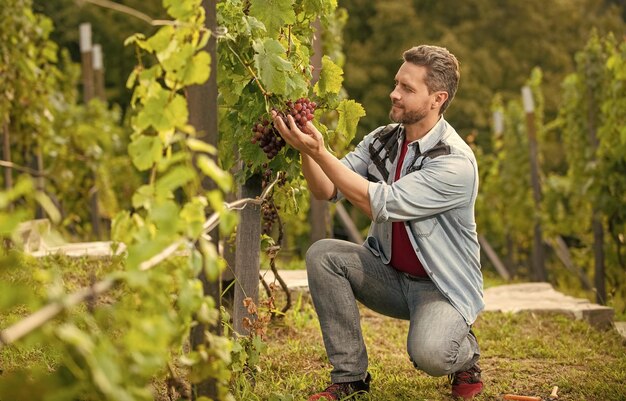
[450, 364, 481, 385]
[317, 380, 367, 399]
[323, 382, 350, 395]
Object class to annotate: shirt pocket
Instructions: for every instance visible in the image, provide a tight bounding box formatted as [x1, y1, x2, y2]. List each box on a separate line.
[409, 217, 438, 238]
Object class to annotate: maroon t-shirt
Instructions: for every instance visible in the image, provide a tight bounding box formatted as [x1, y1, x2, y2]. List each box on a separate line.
[390, 139, 428, 277]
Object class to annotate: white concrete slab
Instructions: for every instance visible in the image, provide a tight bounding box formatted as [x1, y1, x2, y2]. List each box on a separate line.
[483, 282, 614, 328]
[264, 272, 615, 330]
[28, 241, 126, 258]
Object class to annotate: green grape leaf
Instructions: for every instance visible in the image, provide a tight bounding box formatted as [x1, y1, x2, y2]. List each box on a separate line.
[199, 237, 223, 282]
[163, 0, 199, 20]
[56, 324, 94, 354]
[217, 69, 249, 106]
[314, 55, 343, 96]
[146, 26, 175, 54]
[161, 42, 193, 82]
[126, 238, 174, 271]
[136, 90, 189, 132]
[253, 38, 292, 95]
[187, 137, 217, 154]
[34, 192, 61, 223]
[0, 210, 28, 236]
[302, 0, 325, 14]
[336, 99, 366, 142]
[180, 50, 211, 86]
[111, 210, 134, 244]
[239, 140, 272, 172]
[128, 135, 162, 171]
[123, 33, 146, 47]
[196, 154, 233, 192]
[181, 198, 207, 238]
[286, 71, 308, 98]
[132, 185, 155, 210]
[149, 200, 181, 236]
[155, 165, 196, 195]
[249, 0, 296, 38]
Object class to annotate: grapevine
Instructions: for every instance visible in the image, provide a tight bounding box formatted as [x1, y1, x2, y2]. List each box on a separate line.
[1, 1, 365, 400]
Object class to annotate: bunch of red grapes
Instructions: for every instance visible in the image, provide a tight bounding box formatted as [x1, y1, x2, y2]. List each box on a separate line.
[283, 98, 317, 130]
[250, 98, 317, 160]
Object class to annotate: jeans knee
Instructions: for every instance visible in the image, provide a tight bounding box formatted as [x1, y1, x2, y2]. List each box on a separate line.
[408, 343, 455, 377]
[306, 239, 337, 277]
[306, 239, 327, 264]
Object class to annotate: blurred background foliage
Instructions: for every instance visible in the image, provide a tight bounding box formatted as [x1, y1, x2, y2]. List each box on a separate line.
[339, 0, 625, 143]
[3, 0, 626, 317]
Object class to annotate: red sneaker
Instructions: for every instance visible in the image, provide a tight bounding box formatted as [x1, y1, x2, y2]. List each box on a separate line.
[307, 373, 371, 401]
[450, 364, 483, 399]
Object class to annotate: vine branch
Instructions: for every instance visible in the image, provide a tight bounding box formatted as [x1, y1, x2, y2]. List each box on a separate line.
[77, 0, 174, 26]
[0, 160, 48, 177]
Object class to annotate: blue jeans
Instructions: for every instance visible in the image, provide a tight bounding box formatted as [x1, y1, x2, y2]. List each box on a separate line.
[306, 239, 480, 384]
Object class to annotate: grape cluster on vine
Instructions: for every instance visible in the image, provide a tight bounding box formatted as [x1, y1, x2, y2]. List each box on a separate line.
[251, 118, 284, 159]
[261, 165, 286, 188]
[282, 97, 317, 131]
[261, 201, 279, 236]
[250, 98, 317, 160]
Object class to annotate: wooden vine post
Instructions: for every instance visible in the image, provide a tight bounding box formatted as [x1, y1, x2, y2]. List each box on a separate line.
[232, 174, 262, 335]
[92, 44, 105, 101]
[584, 61, 606, 305]
[308, 18, 332, 243]
[2, 118, 12, 198]
[79, 22, 101, 238]
[187, 0, 220, 399]
[521, 86, 546, 282]
[79, 23, 95, 103]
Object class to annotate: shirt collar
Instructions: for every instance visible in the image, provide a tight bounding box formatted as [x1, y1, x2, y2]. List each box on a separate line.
[404, 116, 447, 154]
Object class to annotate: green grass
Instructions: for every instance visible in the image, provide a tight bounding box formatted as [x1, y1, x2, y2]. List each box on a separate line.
[0, 252, 124, 373]
[2, 256, 625, 401]
[242, 291, 626, 401]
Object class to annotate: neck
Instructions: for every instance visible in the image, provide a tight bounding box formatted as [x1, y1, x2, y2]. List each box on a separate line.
[404, 114, 441, 142]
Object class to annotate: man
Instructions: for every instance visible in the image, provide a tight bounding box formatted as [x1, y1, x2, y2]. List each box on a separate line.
[272, 45, 484, 400]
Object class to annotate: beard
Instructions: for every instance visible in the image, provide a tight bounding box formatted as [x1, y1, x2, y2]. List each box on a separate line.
[389, 104, 428, 125]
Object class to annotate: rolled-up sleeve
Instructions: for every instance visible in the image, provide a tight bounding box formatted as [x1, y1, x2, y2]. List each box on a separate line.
[368, 154, 476, 223]
[330, 132, 378, 202]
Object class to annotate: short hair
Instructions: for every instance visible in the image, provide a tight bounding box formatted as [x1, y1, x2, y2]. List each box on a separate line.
[402, 45, 460, 114]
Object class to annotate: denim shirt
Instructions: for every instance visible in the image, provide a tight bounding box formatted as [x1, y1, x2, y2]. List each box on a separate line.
[333, 117, 484, 324]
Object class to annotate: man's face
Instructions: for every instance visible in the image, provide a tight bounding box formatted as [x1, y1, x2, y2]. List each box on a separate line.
[389, 62, 438, 125]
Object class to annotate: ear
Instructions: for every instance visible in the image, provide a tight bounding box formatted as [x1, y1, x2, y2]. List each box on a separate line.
[431, 91, 449, 109]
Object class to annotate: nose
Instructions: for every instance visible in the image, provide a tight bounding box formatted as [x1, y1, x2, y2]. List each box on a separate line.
[390, 86, 400, 102]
